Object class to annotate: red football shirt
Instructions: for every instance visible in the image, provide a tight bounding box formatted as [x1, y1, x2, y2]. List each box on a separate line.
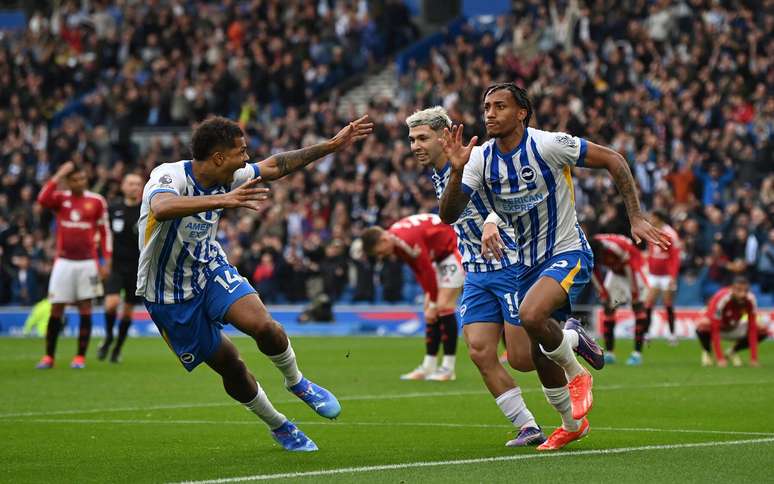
[592, 233, 645, 302]
[647, 224, 681, 278]
[388, 214, 457, 300]
[706, 286, 759, 362]
[37, 180, 112, 261]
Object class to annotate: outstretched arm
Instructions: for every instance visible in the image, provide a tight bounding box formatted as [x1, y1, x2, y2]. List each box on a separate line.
[151, 178, 270, 221]
[257, 115, 373, 181]
[583, 142, 670, 250]
[439, 125, 477, 224]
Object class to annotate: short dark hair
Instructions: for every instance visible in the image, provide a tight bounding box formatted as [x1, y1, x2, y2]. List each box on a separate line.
[191, 116, 244, 161]
[361, 227, 385, 257]
[66, 163, 86, 178]
[732, 275, 749, 286]
[483, 82, 533, 127]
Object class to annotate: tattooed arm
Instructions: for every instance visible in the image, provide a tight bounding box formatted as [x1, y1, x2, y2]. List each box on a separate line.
[439, 169, 471, 224]
[257, 115, 373, 181]
[583, 142, 670, 249]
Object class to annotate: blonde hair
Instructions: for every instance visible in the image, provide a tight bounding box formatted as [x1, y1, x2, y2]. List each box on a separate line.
[405, 106, 452, 131]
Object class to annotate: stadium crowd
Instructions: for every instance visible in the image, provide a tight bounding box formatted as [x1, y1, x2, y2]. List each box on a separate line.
[0, 0, 772, 307]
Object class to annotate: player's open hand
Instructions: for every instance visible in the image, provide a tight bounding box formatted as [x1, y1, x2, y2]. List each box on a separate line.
[222, 177, 271, 211]
[481, 221, 505, 261]
[442, 124, 478, 173]
[631, 214, 671, 251]
[329, 115, 374, 150]
[54, 161, 75, 181]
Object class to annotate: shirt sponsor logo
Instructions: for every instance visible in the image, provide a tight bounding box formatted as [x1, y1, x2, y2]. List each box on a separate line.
[495, 192, 547, 214]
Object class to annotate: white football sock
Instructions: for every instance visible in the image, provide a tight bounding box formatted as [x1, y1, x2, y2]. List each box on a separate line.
[422, 355, 438, 371]
[563, 329, 579, 349]
[244, 384, 286, 430]
[267, 342, 303, 387]
[543, 385, 582, 432]
[441, 355, 456, 371]
[495, 387, 537, 430]
[541, 332, 585, 380]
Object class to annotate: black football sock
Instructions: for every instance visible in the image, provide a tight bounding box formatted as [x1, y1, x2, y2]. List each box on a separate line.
[732, 332, 768, 353]
[666, 306, 676, 335]
[603, 315, 615, 351]
[634, 318, 648, 352]
[45, 316, 63, 357]
[103, 311, 116, 345]
[645, 306, 653, 332]
[438, 313, 458, 356]
[77, 313, 92, 357]
[696, 330, 711, 352]
[425, 322, 441, 356]
[112, 317, 132, 359]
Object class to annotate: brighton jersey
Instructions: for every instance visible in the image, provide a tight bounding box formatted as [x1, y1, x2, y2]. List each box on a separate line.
[461, 128, 591, 267]
[431, 163, 520, 272]
[136, 160, 260, 303]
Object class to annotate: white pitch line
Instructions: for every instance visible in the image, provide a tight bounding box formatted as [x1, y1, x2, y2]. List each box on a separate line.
[2, 379, 773, 419]
[7, 418, 774, 438]
[172, 437, 774, 483]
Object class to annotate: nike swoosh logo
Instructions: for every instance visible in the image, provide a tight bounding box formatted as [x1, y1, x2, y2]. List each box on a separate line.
[313, 402, 325, 410]
[227, 283, 242, 294]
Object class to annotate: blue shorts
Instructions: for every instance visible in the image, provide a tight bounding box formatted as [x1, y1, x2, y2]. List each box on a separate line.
[460, 264, 523, 326]
[145, 264, 257, 371]
[511, 250, 593, 324]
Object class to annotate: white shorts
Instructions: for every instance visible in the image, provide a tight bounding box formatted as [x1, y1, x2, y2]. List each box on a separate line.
[48, 258, 104, 303]
[647, 274, 675, 291]
[435, 252, 464, 289]
[721, 323, 749, 340]
[604, 269, 648, 308]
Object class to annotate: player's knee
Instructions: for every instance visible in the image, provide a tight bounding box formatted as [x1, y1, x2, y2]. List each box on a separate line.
[247, 318, 280, 341]
[518, 304, 545, 330]
[507, 352, 533, 372]
[466, 341, 495, 369]
[437, 304, 456, 316]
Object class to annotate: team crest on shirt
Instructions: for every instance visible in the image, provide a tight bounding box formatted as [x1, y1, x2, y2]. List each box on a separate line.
[519, 165, 537, 184]
[554, 134, 577, 148]
[159, 174, 173, 185]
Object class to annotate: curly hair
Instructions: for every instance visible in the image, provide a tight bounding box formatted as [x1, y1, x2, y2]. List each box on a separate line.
[483, 82, 533, 127]
[191, 116, 244, 161]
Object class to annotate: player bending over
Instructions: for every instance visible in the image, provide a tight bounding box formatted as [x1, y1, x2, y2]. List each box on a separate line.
[98, 173, 144, 363]
[440, 83, 669, 450]
[590, 233, 650, 366]
[136, 115, 372, 451]
[36, 162, 112, 369]
[362, 214, 462, 381]
[696, 277, 766, 367]
[644, 211, 682, 345]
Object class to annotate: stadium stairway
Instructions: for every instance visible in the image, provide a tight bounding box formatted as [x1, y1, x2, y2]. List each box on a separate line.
[336, 64, 398, 116]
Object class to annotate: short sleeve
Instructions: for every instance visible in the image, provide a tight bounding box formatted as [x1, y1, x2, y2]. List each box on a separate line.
[231, 163, 261, 190]
[460, 145, 486, 196]
[146, 164, 185, 201]
[535, 130, 588, 169]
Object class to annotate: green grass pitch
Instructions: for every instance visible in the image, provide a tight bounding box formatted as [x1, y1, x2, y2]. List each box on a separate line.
[1, 336, 773, 483]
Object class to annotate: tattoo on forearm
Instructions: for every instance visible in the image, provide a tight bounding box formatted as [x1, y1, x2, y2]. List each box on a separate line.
[273, 142, 331, 178]
[439, 173, 470, 223]
[609, 157, 642, 219]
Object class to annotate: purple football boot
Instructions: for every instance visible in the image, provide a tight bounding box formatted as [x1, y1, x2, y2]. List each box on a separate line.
[565, 318, 605, 370]
[506, 426, 547, 447]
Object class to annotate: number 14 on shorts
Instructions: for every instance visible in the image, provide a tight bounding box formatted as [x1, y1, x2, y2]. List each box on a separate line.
[214, 268, 244, 293]
[504, 292, 519, 318]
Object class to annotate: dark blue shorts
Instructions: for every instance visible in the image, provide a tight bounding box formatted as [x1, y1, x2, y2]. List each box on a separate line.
[145, 264, 257, 371]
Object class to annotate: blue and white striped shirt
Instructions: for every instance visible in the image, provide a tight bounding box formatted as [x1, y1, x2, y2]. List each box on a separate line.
[431, 162, 520, 272]
[136, 160, 260, 303]
[460, 128, 591, 267]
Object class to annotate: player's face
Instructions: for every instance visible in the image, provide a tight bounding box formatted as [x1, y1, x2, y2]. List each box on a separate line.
[374, 235, 394, 258]
[408, 125, 444, 166]
[483, 90, 526, 138]
[216, 136, 250, 181]
[121, 174, 143, 201]
[731, 282, 749, 301]
[67, 171, 88, 194]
